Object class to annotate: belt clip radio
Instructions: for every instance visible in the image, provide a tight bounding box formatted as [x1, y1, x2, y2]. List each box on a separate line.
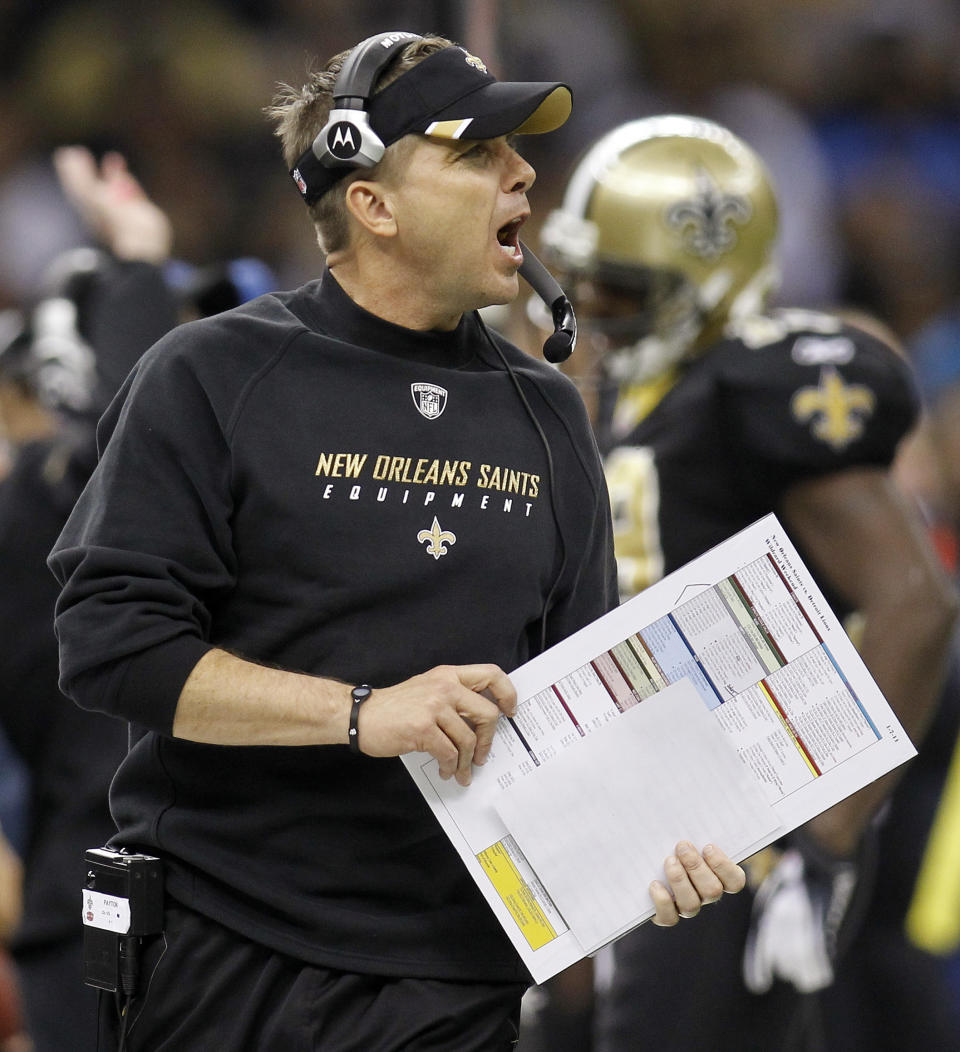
[82, 847, 164, 995]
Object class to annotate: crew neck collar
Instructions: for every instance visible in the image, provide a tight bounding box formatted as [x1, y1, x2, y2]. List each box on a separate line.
[298, 268, 484, 370]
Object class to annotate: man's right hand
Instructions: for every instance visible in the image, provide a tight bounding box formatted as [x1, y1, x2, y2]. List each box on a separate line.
[355, 664, 517, 786]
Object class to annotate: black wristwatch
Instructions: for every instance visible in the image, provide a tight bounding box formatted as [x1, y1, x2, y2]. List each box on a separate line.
[348, 684, 372, 755]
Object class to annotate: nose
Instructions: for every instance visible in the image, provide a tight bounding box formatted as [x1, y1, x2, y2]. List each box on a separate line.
[503, 144, 536, 194]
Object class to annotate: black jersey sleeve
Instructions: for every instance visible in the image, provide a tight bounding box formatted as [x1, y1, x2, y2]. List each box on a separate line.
[503, 337, 620, 647]
[718, 312, 920, 486]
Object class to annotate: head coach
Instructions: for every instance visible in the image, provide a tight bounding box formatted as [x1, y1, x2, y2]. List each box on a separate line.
[49, 31, 745, 1051]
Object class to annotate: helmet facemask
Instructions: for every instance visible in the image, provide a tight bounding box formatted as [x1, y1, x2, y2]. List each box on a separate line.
[573, 265, 702, 384]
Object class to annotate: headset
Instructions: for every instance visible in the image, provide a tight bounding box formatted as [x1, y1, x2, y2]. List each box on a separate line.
[295, 30, 577, 364]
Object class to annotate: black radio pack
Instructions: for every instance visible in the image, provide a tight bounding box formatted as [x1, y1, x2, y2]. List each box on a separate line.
[82, 847, 164, 994]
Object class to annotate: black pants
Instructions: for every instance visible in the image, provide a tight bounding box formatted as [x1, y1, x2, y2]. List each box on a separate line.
[594, 892, 815, 1052]
[98, 901, 527, 1051]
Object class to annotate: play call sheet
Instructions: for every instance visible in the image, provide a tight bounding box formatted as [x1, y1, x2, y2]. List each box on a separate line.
[402, 514, 916, 983]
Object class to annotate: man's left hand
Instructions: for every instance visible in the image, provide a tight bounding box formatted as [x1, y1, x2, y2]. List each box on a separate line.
[649, 841, 746, 926]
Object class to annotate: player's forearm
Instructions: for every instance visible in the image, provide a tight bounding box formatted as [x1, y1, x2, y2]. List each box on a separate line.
[858, 578, 959, 746]
[781, 469, 960, 855]
[808, 580, 958, 856]
[172, 648, 351, 747]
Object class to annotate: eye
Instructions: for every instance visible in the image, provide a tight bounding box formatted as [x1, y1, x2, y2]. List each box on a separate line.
[458, 142, 491, 163]
[455, 136, 520, 166]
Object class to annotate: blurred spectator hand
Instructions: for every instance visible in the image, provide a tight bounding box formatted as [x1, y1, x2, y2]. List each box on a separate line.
[0, 825, 22, 943]
[53, 146, 173, 264]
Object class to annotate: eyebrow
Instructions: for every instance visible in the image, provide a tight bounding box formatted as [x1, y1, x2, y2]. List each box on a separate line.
[456, 134, 521, 152]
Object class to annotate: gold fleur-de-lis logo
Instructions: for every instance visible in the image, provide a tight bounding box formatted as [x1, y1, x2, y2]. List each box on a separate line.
[666, 166, 752, 259]
[463, 51, 488, 73]
[417, 516, 457, 559]
[791, 366, 876, 451]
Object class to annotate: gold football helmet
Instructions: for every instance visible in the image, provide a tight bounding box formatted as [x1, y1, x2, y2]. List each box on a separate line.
[540, 115, 780, 380]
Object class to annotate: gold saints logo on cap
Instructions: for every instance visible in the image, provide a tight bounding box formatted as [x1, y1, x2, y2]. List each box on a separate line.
[463, 51, 488, 73]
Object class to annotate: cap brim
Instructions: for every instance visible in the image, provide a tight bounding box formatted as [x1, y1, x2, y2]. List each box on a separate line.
[425, 83, 572, 141]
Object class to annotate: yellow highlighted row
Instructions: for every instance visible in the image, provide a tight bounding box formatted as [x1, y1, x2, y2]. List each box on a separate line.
[477, 841, 558, 950]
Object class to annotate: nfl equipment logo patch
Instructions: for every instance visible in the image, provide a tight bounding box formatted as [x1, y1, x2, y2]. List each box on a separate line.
[411, 382, 448, 420]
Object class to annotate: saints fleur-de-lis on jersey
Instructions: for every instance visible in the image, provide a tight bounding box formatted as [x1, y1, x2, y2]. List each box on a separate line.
[417, 516, 457, 559]
[791, 366, 876, 451]
[666, 166, 752, 259]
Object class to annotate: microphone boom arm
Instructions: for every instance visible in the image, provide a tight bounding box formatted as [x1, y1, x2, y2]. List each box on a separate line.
[518, 241, 577, 363]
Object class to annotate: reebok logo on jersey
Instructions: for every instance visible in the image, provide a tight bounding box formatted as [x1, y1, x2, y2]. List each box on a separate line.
[791, 336, 855, 367]
[411, 382, 448, 420]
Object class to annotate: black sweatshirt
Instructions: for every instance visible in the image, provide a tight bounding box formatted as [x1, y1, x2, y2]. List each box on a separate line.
[49, 270, 617, 981]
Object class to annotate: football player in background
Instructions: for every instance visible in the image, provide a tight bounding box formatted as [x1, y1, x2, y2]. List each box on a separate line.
[0, 148, 178, 1052]
[537, 116, 960, 1051]
[0, 146, 278, 1052]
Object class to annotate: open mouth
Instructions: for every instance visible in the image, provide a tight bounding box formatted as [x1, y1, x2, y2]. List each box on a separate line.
[496, 217, 525, 260]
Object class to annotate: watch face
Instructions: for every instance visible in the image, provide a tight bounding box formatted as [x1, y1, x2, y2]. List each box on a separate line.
[351, 685, 372, 703]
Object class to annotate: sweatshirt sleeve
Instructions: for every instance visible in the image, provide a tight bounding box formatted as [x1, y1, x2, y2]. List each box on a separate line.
[48, 334, 236, 734]
[544, 471, 619, 649]
[529, 364, 620, 647]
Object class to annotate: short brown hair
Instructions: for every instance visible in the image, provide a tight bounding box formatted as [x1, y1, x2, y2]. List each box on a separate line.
[266, 35, 456, 254]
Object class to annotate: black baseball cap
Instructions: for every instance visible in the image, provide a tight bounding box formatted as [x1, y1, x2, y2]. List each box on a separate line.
[292, 45, 572, 205]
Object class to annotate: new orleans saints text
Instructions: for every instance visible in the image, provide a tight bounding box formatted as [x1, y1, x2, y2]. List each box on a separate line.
[314, 452, 540, 497]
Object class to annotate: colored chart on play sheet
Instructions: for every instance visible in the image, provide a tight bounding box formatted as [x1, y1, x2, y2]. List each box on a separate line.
[401, 514, 916, 984]
[536, 550, 880, 809]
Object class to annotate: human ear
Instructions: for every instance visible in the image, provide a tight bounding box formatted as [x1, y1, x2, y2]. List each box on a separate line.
[344, 180, 398, 239]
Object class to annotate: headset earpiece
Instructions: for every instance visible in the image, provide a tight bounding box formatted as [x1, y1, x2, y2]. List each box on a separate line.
[310, 32, 421, 174]
[312, 105, 386, 170]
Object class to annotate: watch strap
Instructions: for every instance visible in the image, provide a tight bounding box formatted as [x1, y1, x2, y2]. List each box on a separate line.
[348, 684, 372, 755]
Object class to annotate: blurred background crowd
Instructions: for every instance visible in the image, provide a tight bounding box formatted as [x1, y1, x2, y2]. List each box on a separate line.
[2, 0, 960, 1048]
[1, 0, 959, 334]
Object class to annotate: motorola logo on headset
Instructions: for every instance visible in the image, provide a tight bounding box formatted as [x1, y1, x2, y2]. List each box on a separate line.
[327, 122, 361, 160]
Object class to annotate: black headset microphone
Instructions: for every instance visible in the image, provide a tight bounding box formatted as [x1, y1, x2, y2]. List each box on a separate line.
[292, 31, 577, 364]
[517, 242, 576, 363]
